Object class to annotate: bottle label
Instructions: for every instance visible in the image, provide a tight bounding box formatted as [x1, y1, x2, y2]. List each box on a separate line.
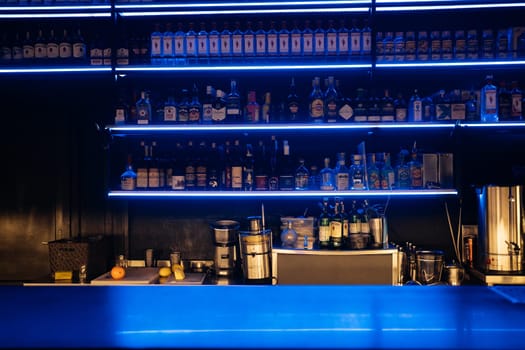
[310, 98, 324, 119]
[268, 176, 279, 190]
[279, 34, 289, 55]
[151, 35, 162, 57]
[303, 34, 313, 54]
[103, 48, 112, 65]
[360, 222, 370, 234]
[255, 175, 268, 190]
[73, 43, 85, 58]
[256, 34, 266, 55]
[47, 43, 59, 58]
[267, 34, 278, 55]
[395, 107, 408, 122]
[351, 32, 360, 55]
[338, 33, 349, 54]
[35, 43, 46, 58]
[197, 37, 208, 56]
[451, 103, 466, 120]
[202, 103, 213, 122]
[291, 33, 301, 54]
[338, 104, 354, 121]
[330, 221, 342, 238]
[409, 164, 423, 188]
[59, 43, 72, 58]
[314, 33, 325, 54]
[221, 36, 231, 55]
[336, 173, 349, 191]
[186, 36, 196, 56]
[172, 175, 185, 190]
[362, 32, 372, 53]
[121, 177, 136, 191]
[175, 37, 185, 56]
[512, 94, 522, 117]
[185, 166, 196, 188]
[343, 220, 349, 237]
[295, 174, 308, 189]
[115, 109, 126, 124]
[23, 45, 34, 59]
[178, 108, 189, 122]
[244, 36, 255, 55]
[164, 106, 177, 121]
[411, 100, 423, 121]
[232, 34, 243, 55]
[327, 33, 337, 54]
[163, 37, 174, 57]
[189, 107, 201, 122]
[349, 222, 360, 234]
[90, 48, 103, 65]
[136, 168, 148, 188]
[232, 166, 243, 189]
[319, 224, 330, 243]
[148, 168, 160, 188]
[484, 90, 497, 113]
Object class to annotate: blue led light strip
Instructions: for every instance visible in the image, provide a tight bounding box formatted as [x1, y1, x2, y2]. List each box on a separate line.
[376, 2, 525, 11]
[108, 189, 458, 198]
[106, 123, 455, 133]
[0, 67, 112, 73]
[0, 5, 110, 10]
[0, 12, 111, 19]
[116, 63, 371, 72]
[376, 60, 525, 68]
[116, 0, 370, 9]
[120, 7, 369, 16]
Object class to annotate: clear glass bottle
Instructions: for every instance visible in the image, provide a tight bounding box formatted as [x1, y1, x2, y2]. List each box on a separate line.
[350, 18, 361, 56]
[162, 22, 175, 61]
[290, 20, 302, 56]
[278, 20, 290, 57]
[220, 21, 232, 58]
[361, 18, 372, 56]
[380, 152, 396, 190]
[136, 90, 152, 125]
[480, 74, 498, 122]
[314, 19, 325, 56]
[266, 20, 278, 57]
[324, 76, 339, 123]
[243, 21, 256, 57]
[197, 21, 209, 58]
[185, 22, 197, 59]
[232, 21, 243, 57]
[255, 20, 267, 57]
[302, 19, 314, 56]
[121, 155, 137, 191]
[309, 76, 325, 122]
[150, 23, 163, 63]
[334, 152, 350, 191]
[174, 22, 186, 59]
[281, 221, 298, 248]
[58, 29, 72, 60]
[367, 153, 381, 190]
[320, 157, 335, 191]
[408, 89, 423, 122]
[350, 154, 366, 190]
[338, 19, 349, 56]
[326, 19, 337, 56]
[294, 158, 309, 190]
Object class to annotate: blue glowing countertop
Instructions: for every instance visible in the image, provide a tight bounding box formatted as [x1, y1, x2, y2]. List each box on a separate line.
[1, 285, 525, 349]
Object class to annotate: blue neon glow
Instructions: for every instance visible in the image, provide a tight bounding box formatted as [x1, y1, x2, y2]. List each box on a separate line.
[106, 123, 455, 133]
[120, 7, 369, 16]
[376, 60, 525, 68]
[0, 5, 111, 10]
[107, 189, 458, 198]
[0, 67, 112, 73]
[116, 0, 371, 9]
[0, 12, 111, 18]
[116, 63, 371, 72]
[462, 122, 525, 128]
[376, 2, 525, 11]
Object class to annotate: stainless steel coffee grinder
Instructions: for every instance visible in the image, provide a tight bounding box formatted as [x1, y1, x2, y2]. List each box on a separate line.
[210, 220, 240, 277]
[238, 215, 272, 284]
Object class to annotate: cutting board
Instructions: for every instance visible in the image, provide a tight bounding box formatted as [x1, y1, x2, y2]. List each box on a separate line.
[90, 267, 159, 285]
[163, 272, 206, 285]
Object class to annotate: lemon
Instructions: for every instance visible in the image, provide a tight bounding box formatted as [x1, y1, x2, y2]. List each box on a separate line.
[158, 266, 172, 278]
[171, 264, 185, 280]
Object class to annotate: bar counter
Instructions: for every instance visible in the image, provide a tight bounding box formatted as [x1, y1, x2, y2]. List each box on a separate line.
[1, 285, 525, 349]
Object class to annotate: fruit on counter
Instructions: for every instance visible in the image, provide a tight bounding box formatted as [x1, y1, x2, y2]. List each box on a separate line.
[171, 263, 185, 280]
[110, 266, 126, 280]
[158, 266, 172, 278]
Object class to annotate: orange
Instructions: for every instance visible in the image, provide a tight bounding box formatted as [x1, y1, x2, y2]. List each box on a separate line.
[110, 266, 126, 280]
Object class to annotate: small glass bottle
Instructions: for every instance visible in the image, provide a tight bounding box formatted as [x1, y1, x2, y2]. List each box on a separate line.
[318, 198, 332, 249]
[309, 76, 325, 122]
[320, 157, 335, 191]
[281, 221, 298, 248]
[136, 90, 152, 125]
[294, 158, 310, 190]
[334, 152, 350, 191]
[121, 155, 137, 191]
[350, 154, 366, 190]
[480, 74, 498, 122]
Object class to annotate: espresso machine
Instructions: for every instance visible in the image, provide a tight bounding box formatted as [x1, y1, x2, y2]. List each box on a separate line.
[210, 220, 240, 277]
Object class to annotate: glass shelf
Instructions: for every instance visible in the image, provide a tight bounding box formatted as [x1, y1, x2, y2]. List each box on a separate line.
[108, 189, 458, 199]
[375, 60, 525, 69]
[0, 66, 112, 74]
[375, 0, 525, 12]
[0, 4, 111, 18]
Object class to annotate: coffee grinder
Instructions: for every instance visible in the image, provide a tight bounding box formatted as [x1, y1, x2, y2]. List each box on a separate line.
[210, 220, 240, 277]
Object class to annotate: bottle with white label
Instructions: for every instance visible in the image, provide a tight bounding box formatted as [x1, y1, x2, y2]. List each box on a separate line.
[58, 29, 72, 60]
[408, 89, 423, 122]
[480, 74, 498, 122]
[207, 22, 220, 58]
[350, 19, 361, 56]
[232, 21, 243, 57]
[243, 21, 256, 57]
[309, 77, 324, 122]
[255, 21, 267, 57]
[511, 81, 523, 120]
[163, 91, 177, 123]
[290, 20, 302, 56]
[220, 21, 232, 59]
[185, 22, 197, 59]
[334, 152, 350, 191]
[136, 90, 152, 125]
[174, 22, 186, 59]
[150, 23, 163, 64]
[338, 19, 349, 56]
[22, 31, 34, 61]
[121, 155, 137, 191]
[197, 22, 209, 59]
[326, 19, 337, 56]
[361, 18, 372, 56]
[266, 21, 278, 57]
[318, 198, 332, 249]
[302, 20, 314, 56]
[162, 22, 175, 62]
[314, 20, 326, 56]
[278, 20, 290, 57]
[202, 85, 215, 124]
[212, 89, 227, 123]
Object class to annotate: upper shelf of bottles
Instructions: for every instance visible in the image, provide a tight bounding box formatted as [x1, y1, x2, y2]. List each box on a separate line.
[2, 0, 524, 19]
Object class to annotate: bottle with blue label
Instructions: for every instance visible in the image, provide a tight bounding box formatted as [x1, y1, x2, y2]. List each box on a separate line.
[480, 74, 498, 122]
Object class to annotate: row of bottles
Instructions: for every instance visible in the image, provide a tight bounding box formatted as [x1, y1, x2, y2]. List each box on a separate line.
[119, 137, 450, 192]
[376, 27, 522, 62]
[115, 75, 523, 125]
[149, 18, 372, 63]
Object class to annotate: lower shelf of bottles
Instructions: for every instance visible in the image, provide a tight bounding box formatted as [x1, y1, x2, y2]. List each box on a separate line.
[107, 189, 458, 199]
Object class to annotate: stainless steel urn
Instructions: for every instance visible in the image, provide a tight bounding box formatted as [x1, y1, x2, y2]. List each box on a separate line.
[478, 185, 524, 272]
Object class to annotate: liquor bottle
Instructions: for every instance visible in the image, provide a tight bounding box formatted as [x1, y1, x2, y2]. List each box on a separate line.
[393, 31, 405, 62]
[245, 91, 260, 123]
[334, 152, 350, 191]
[22, 30, 34, 61]
[231, 139, 244, 191]
[136, 90, 152, 125]
[189, 84, 202, 123]
[222, 140, 233, 190]
[350, 154, 366, 190]
[279, 140, 295, 191]
[361, 18, 372, 56]
[466, 29, 479, 60]
[294, 158, 309, 190]
[174, 22, 186, 59]
[318, 198, 332, 249]
[177, 88, 190, 123]
[266, 21, 278, 57]
[58, 29, 72, 60]
[243, 21, 256, 57]
[511, 81, 523, 120]
[226, 79, 242, 123]
[150, 23, 163, 64]
[136, 141, 150, 190]
[207, 141, 221, 190]
[309, 77, 324, 122]
[405, 31, 416, 61]
[232, 21, 243, 57]
[422, 93, 435, 121]
[338, 19, 349, 56]
[496, 28, 510, 59]
[395, 149, 410, 189]
[480, 74, 498, 122]
[34, 28, 47, 60]
[359, 200, 371, 236]
[441, 30, 453, 60]
[354, 88, 368, 122]
[278, 20, 290, 57]
[465, 90, 479, 121]
[255, 20, 267, 57]
[254, 139, 268, 191]
[367, 91, 381, 122]
[324, 76, 339, 123]
[71, 28, 86, 61]
[114, 89, 129, 125]
[268, 135, 280, 191]
[220, 21, 232, 59]
[163, 89, 177, 123]
[497, 81, 512, 121]
[211, 89, 227, 123]
[350, 18, 361, 56]
[148, 141, 161, 189]
[408, 142, 423, 189]
[375, 31, 384, 62]
[381, 89, 395, 122]
[89, 34, 103, 65]
[290, 20, 302, 56]
[185, 22, 197, 59]
[121, 155, 137, 191]
[202, 85, 215, 124]
[384, 32, 396, 62]
[330, 199, 343, 249]
[313, 19, 326, 56]
[286, 77, 301, 122]
[326, 19, 337, 56]
[302, 20, 314, 56]
[451, 31, 466, 61]
[367, 153, 381, 190]
[380, 152, 395, 190]
[309, 165, 320, 190]
[449, 89, 465, 121]
[394, 92, 408, 122]
[208, 22, 221, 59]
[197, 22, 209, 59]
[481, 29, 494, 59]
[261, 92, 272, 123]
[243, 144, 255, 191]
[46, 28, 59, 61]
[184, 140, 197, 190]
[320, 157, 335, 191]
[416, 30, 429, 61]
[348, 200, 361, 237]
[116, 28, 129, 66]
[163, 22, 175, 61]
[337, 80, 353, 122]
[408, 89, 423, 122]
[430, 30, 441, 61]
[339, 200, 350, 246]
[170, 143, 185, 190]
[281, 221, 298, 248]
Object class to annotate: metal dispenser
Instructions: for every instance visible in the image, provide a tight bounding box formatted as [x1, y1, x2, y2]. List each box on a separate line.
[238, 215, 272, 284]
